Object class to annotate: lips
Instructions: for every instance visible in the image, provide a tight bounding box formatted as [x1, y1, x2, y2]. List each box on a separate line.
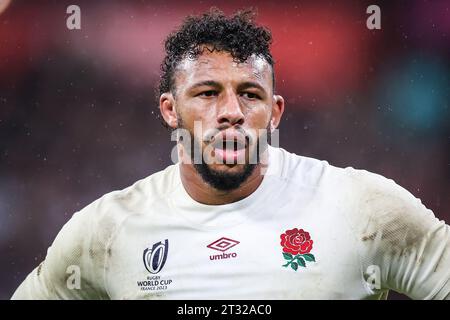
[210, 131, 248, 164]
[211, 138, 246, 151]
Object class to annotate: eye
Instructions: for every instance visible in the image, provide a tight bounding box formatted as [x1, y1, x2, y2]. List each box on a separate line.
[241, 92, 261, 100]
[198, 90, 218, 97]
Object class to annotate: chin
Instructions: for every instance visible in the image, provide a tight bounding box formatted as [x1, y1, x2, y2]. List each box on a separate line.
[208, 162, 247, 173]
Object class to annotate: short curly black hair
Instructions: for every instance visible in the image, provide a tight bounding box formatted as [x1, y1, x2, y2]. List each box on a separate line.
[157, 7, 275, 99]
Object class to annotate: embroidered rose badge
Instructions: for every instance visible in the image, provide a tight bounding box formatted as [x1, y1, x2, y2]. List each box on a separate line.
[280, 228, 316, 271]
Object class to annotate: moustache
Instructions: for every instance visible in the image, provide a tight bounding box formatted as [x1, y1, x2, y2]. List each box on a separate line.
[201, 127, 253, 149]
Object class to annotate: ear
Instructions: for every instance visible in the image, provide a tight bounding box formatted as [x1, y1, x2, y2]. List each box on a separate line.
[270, 95, 285, 131]
[159, 92, 178, 129]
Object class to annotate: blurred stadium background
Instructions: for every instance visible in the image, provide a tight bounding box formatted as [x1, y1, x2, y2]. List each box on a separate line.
[0, 0, 449, 299]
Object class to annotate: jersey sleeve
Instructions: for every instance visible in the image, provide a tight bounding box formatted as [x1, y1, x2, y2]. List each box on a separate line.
[11, 200, 111, 300]
[346, 168, 450, 300]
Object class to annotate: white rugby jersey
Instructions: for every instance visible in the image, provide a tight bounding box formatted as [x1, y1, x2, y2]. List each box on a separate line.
[12, 146, 450, 299]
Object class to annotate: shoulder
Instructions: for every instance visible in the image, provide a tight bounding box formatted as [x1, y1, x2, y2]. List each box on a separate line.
[88, 163, 177, 215]
[336, 166, 439, 250]
[271, 146, 420, 200]
[269, 146, 331, 189]
[340, 165, 427, 216]
[268, 147, 390, 198]
[68, 163, 179, 243]
[273, 147, 439, 243]
[281, 147, 425, 209]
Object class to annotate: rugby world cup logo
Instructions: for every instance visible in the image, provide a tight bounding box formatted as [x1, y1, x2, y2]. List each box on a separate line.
[143, 239, 169, 274]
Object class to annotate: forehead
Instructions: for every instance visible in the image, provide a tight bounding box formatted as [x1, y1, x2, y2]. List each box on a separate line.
[174, 50, 273, 90]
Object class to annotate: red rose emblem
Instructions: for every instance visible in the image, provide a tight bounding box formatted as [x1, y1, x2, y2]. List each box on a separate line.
[280, 228, 313, 255]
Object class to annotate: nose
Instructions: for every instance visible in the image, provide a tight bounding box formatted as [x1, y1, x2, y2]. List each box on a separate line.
[216, 90, 245, 126]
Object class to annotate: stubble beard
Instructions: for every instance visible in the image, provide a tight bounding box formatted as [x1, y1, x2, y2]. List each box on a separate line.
[177, 118, 271, 192]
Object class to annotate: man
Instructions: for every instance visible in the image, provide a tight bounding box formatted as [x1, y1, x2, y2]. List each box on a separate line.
[12, 9, 449, 300]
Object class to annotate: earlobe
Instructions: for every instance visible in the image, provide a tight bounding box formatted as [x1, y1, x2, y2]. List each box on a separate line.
[159, 93, 178, 129]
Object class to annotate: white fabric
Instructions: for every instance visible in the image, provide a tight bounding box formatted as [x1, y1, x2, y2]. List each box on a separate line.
[12, 146, 450, 299]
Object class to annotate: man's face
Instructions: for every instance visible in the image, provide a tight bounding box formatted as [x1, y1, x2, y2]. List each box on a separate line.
[163, 48, 280, 190]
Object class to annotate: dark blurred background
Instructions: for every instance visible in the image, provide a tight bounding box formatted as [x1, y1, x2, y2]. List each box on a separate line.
[0, 0, 449, 300]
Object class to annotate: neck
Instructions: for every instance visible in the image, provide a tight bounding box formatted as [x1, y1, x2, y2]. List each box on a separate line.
[179, 153, 268, 205]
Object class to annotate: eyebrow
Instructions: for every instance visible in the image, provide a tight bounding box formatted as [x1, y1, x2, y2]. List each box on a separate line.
[236, 81, 267, 93]
[188, 80, 223, 91]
